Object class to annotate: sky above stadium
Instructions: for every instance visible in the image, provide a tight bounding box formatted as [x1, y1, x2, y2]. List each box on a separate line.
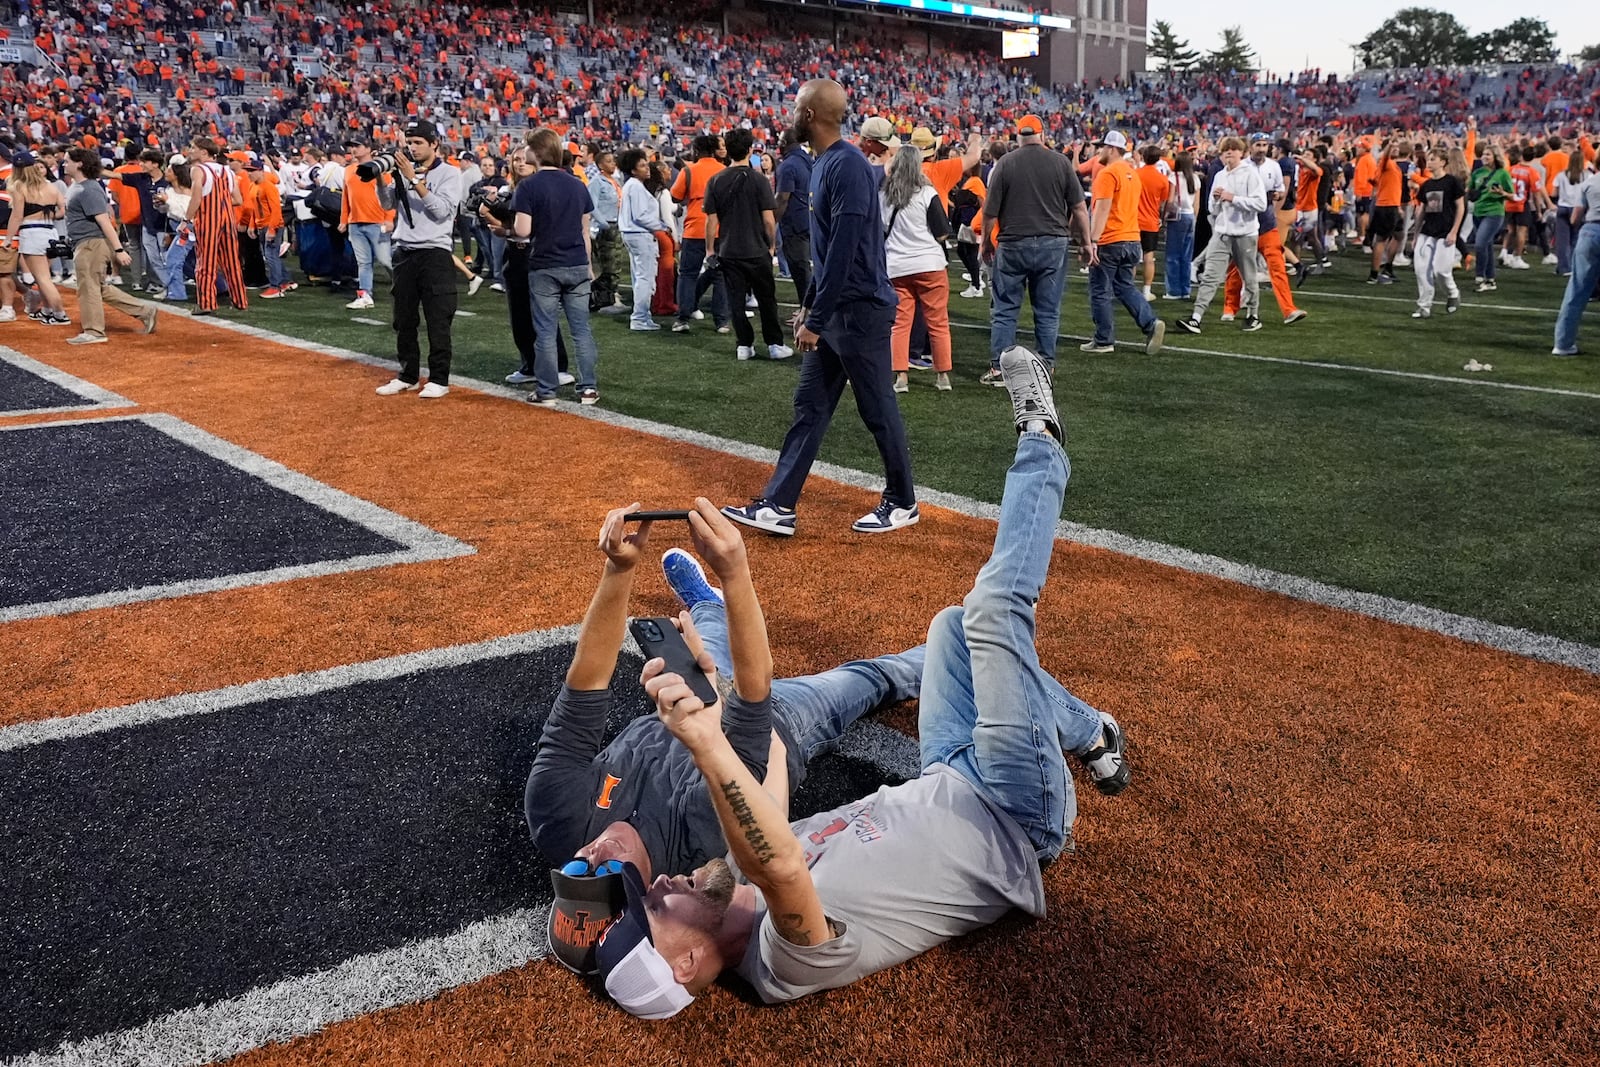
[1157, 2, 1600, 78]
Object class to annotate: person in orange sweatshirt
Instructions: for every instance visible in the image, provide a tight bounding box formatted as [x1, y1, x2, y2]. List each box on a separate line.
[226, 150, 269, 287]
[252, 162, 293, 297]
[338, 137, 396, 309]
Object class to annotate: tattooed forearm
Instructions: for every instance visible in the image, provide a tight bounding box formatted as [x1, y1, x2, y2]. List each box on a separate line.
[776, 913, 812, 945]
[720, 779, 778, 866]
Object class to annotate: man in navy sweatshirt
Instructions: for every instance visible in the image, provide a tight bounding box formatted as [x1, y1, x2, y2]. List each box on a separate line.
[721, 79, 919, 538]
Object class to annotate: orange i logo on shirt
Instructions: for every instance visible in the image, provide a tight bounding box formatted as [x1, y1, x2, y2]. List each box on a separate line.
[595, 774, 622, 809]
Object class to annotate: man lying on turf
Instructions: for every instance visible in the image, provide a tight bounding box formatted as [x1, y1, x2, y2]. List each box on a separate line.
[523, 503, 924, 917]
[594, 346, 1130, 1017]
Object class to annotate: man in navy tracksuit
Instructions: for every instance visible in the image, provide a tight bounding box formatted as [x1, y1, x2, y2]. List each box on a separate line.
[722, 79, 918, 538]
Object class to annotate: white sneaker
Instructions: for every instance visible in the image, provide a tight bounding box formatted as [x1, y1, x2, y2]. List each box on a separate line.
[1542, 253, 1558, 266]
[767, 343, 794, 360]
[467, 275, 484, 296]
[375, 378, 418, 395]
[1142, 287, 1154, 300]
[736, 345, 755, 361]
[346, 291, 375, 309]
[745, 294, 758, 308]
[66, 332, 109, 345]
[1511, 257, 1530, 270]
[960, 271, 972, 281]
[959, 285, 984, 298]
[0, 306, 15, 322]
[504, 370, 536, 384]
[1393, 254, 1411, 267]
[557, 371, 576, 386]
[690, 309, 705, 320]
[1219, 312, 1236, 323]
[418, 382, 449, 398]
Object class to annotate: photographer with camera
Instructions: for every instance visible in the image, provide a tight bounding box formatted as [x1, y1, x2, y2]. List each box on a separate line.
[339, 139, 396, 311]
[374, 120, 464, 400]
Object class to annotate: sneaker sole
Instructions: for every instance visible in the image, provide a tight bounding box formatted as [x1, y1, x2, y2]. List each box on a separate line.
[722, 509, 796, 536]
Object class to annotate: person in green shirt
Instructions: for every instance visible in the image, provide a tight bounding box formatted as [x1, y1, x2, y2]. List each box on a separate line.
[1469, 145, 1513, 291]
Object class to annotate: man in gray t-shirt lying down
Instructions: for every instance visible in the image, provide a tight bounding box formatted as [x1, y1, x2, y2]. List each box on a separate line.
[594, 345, 1132, 1017]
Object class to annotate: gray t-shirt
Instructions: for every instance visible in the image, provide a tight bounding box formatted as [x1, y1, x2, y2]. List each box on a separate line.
[65, 179, 113, 247]
[1581, 173, 1600, 219]
[985, 144, 1085, 241]
[733, 764, 1045, 1002]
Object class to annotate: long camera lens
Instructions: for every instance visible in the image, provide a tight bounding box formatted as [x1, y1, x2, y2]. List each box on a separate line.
[356, 152, 397, 181]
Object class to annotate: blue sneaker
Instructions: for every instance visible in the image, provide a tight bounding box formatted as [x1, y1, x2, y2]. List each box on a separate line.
[907, 355, 934, 371]
[721, 498, 797, 537]
[661, 548, 724, 608]
[851, 499, 919, 534]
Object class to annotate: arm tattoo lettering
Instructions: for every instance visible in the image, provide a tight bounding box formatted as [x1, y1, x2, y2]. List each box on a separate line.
[720, 779, 777, 866]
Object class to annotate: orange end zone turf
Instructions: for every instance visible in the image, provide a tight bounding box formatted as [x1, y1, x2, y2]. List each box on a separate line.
[5, 300, 1599, 1064]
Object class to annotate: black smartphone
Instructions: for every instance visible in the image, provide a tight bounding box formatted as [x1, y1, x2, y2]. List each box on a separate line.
[623, 510, 692, 522]
[628, 616, 719, 706]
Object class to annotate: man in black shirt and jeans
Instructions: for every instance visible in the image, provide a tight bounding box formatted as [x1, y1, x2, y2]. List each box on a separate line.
[703, 129, 794, 362]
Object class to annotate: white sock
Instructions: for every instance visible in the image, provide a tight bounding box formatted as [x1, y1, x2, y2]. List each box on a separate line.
[1024, 418, 1047, 435]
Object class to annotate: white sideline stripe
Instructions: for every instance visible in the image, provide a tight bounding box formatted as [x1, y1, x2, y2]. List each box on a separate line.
[0, 412, 474, 624]
[9, 908, 549, 1067]
[350, 315, 387, 326]
[157, 312, 1600, 676]
[1287, 288, 1558, 314]
[2, 624, 920, 1067]
[937, 319, 1600, 401]
[0, 346, 136, 416]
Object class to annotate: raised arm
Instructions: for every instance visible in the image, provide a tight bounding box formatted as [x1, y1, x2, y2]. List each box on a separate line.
[643, 663, 831, 946]
[567, 503, 654, 690]
[686, 498, 771, 702]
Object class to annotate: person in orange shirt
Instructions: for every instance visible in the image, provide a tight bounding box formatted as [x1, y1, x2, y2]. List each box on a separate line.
[1287, 145, 1322, 271]
[338, 138, 396, 308]
[1503, 145, 1549, 270]
[908, 125, 982, 212]
[251, 162, 292, 297]
[1352, 138, 1377, 246]
[1363, 139, 1407, 283]
[1134, 144, 1172, 301]
[225, 150, 269, 288]
[669, 133, 730, 331]
[1085, 132, 1163, 354]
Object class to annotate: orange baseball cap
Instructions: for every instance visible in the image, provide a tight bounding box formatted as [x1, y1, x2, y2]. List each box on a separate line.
[1017, 114, 1044, 135]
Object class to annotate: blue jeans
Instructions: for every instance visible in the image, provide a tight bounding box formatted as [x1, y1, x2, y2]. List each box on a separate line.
[164, 235, 194, 300]
[260, 227, 290, 288]
[140, 229, 169, 291]
[689, 601, 925, 789]
[474, 222, 504, 283]
[1089, 240, 1157, 345]
[1164, 215, 1195, 297]
[1473, 214, 1505, 280]
[675, 237, 730, 326]
[1553, 213, 1578, 276]
[531, 264, 599, 395]
[917, 433, 1103, 861]
[989, 235, 1069, 367]
[347, 222, 392, 294]
[1554, 221, 1600, 354]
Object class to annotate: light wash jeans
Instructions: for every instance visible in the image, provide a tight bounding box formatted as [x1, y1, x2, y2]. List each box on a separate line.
[140, 229, 169, 291]
[622, 230, 658, 327]
[164, 232, 194, 301]
[689, 601, 925, 790]
[1164, 214, 1195, 298]
[988, 234, 1070, 367]
[260, 227, 290, 288]
[347, 221, 392, 294]
[1089, 239, 1157, 345]
[917, 432, 1104, 862]
[1554, 221, 1600, 354]
[531, 264, 599, 396]
[1472, 214, 1505, 281]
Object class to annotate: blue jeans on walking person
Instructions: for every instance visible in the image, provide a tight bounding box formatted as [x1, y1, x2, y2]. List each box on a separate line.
[917, 432, 1104, 862]
[690, 600, 926, 789]
[988, 235, 1070, 368]
[531, 264, 599, 396]
[675, 237, 730, 326]
[1553, 213, 1579, 277]
[260, 227, 290, 288]
[347, 221, 392, 294]
[1164, 215, 1195, 298]
[1473, 214, 1505, 280]
[1554, 221, 1600, 354]
[164, 235, 194, 301]
[140, 229, 169, 292]
[1089, 240, 1158, 345]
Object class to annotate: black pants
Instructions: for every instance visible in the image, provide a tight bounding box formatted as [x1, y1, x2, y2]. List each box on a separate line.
[238, 231, 267, 288]
[763, 300, 913, 510]
[591, 224, 621, 308]
[391, 247, 457, 386]
[504, 243, 567, 375]
[782, 231, 811, 305]
[721, 256, 784, 347]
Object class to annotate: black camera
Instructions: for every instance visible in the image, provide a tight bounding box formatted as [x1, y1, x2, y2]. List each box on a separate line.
[355, 151, 401, 182]
[45, 237, 72, 260]
[466, 188, 515, 223]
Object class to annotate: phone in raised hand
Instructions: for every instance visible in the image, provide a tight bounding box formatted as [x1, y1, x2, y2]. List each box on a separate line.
[629, 616, 719, 706]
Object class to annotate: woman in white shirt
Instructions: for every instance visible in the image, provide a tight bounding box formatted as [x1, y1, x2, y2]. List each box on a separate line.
[1553, 151, 1592, 279]
[1164, 150, 1198, 300]
[618, 147, 669, 330]
[880, 145, 954, 394]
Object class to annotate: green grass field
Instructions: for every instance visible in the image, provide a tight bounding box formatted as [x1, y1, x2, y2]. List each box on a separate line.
[206, 252, 1600, 645]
